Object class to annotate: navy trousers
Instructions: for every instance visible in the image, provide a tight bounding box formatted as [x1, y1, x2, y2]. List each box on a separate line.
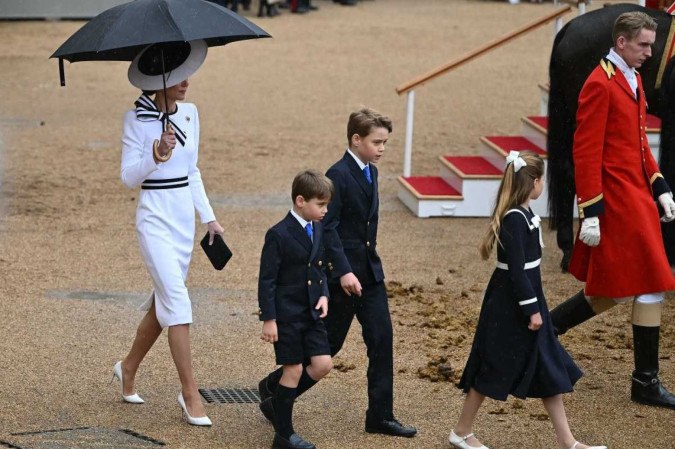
[326, 281, 394, 420]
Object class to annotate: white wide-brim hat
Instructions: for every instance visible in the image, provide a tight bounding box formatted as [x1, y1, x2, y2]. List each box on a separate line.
[128, 39, 207, 91]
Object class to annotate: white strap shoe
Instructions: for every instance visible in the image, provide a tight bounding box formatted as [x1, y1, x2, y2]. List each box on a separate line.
[110, 361, 144, 404]
[449, 430, 489, 449]
[177, 393, 212, 426]
[568, 442, 607, 449]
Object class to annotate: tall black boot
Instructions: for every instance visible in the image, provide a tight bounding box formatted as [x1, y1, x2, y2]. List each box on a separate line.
[550, 289, 596, 336]
[631, 325, 675, 410]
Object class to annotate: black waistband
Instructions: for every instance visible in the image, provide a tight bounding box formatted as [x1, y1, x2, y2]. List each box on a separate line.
[141, 176, 188, 190]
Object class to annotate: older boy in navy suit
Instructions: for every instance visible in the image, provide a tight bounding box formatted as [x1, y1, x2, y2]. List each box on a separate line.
[258, 170, 334, 449]
[259, 109, 417, 438]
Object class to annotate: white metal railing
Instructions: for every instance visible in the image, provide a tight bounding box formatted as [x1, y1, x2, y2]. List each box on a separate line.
[395, 6, 572, 177]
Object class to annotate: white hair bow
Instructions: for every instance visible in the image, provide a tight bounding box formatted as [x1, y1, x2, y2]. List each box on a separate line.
[505, 150, 527, 172]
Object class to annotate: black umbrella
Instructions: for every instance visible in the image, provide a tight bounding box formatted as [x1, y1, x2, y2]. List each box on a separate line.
[51, 0, 271, 86]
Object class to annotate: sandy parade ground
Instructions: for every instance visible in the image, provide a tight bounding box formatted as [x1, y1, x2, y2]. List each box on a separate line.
[0, 0, 673, 448]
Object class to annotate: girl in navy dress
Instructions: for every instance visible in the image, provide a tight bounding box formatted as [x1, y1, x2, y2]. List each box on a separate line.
[448, 151, 606, 449]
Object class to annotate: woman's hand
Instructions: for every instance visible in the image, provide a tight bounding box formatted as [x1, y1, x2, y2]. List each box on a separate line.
[206, 220, 225, 245]
[157, 126, 176, 157]
[528, 312, 542, 331]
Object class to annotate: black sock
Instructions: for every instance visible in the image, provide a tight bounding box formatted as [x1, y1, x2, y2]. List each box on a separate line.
[296, 369, 318, 397]
[273, 384, 296, 439]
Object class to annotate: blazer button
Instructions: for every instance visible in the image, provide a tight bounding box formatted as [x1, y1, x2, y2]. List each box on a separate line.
[318, 261, 323, 266]
[366, 241, 370, 247]
[308, 263, 311, 267]
[319, 279, 323, 284]
[307, 280, 312, 286]
[257, 308, 262, 316]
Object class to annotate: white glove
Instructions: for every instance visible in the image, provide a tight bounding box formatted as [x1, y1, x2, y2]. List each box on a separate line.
[579, 217, 600, 247]
[658, 192, 675, 223]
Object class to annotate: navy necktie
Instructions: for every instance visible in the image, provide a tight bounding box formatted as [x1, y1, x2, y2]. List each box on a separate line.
[363, 165, 372, 184]
[305, 223, 313, 242]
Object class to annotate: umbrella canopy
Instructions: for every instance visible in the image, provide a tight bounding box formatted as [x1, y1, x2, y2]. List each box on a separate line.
[51, 0, 270, 84]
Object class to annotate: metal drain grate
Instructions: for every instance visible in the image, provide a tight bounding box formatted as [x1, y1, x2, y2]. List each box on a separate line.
[5, 427, 165, 448]
[199, 387, 261, 404]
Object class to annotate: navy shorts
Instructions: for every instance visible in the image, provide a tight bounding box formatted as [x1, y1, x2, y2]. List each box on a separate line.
[274, 320, 331, 365]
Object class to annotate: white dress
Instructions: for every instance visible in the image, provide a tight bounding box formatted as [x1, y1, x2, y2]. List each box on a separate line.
[120, 102, 215, 328]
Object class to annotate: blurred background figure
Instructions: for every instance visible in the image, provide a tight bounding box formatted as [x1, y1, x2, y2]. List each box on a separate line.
[259, 0, 282, 17]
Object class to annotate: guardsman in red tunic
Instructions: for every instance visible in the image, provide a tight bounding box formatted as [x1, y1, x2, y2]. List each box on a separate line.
[550, 12, 675, 410]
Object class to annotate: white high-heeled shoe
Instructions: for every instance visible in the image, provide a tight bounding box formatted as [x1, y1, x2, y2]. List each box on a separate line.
[568, 442, 607, 449]
[449, 430, 489, 449]
[177, 392, 212, 426]
[110, 361, 145, 404]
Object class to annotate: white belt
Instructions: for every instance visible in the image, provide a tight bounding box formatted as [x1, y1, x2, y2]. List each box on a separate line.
[496, 258, 541, 271]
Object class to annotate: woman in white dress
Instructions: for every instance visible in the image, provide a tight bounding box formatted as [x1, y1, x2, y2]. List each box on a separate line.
[111, 40, 222, 426]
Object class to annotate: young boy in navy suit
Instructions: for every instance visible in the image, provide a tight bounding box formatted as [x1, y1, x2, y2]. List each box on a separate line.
[258, 108, 417, 438]
[258, 169, 334, 449]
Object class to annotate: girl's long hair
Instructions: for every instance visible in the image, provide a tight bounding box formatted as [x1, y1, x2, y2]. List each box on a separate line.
[479, 151, 545, 260]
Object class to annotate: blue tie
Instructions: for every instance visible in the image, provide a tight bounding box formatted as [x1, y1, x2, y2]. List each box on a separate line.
[363, 165, 372, 184]
[305, 223, 313, 242]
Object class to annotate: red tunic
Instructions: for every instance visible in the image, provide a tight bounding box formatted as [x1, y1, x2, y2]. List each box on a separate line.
[568, 60, 675, 298]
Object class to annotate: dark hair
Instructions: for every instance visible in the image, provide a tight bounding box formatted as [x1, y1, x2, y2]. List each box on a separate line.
[612, 12, 657, 43]
[291, 169, 334, 202]
[347, 108, 392, 146]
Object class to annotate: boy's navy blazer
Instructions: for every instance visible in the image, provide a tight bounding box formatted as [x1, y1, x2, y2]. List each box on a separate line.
[323, 151, 384, 285]
[258, 212, 329, 322]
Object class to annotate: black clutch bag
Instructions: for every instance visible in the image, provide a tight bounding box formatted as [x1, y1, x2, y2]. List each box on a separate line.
[200, 232, 232, 270]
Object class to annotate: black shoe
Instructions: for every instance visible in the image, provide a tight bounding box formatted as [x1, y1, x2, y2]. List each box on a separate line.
[258, 377, 273, 402]
[272, 433, 315, 449]
[259, 397, 276, 424]
[631, 374, 675, 410]
[292, 6, 309, 13]
[338, 0, 357, 5]
[365, 417, 417, 438]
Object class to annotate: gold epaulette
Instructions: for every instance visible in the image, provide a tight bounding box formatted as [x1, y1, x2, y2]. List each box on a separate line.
[600, 59, 615, 80]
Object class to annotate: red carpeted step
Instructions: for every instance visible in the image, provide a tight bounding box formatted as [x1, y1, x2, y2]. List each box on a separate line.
[440, 155, 502, 177]
[524, 116, 548, 132]
[398, 176, 462, 198]
[646, 114, 661, 132]
[481, 136, 547, 157]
